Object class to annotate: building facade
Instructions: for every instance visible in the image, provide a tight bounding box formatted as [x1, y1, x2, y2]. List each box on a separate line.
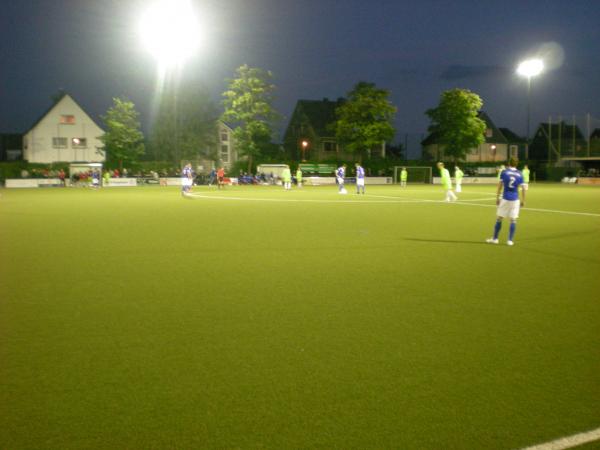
[23, 94, 105, 163]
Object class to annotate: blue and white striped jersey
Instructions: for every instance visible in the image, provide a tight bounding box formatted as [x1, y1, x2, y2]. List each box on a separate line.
[356, 166, 365, 179]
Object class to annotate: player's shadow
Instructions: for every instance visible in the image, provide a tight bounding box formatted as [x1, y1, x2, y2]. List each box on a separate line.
[403, 238, 487, 245]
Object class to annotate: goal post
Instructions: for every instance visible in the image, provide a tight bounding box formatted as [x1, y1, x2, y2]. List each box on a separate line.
[393, 166, 433, 184]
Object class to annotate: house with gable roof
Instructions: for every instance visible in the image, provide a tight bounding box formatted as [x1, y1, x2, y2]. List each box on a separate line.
[529, 122, 587, 160]
[283, 98, 387, 162]
[23, 93, 104, 163]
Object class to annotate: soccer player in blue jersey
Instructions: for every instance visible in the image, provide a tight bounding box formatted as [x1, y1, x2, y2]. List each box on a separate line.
[181, 163, 193, 195]
[486, 158, 525, 246]
[336, 164, 347, 194]
[355, 163, 365, 194]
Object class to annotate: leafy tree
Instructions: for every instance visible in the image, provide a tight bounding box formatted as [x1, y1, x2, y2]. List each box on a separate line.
[334, 81, 397, 160]
[426, 88, 486, 161]
[149, 82, 219, 164]
[222, 64, 279, 172]
[100, 97, 145, 170]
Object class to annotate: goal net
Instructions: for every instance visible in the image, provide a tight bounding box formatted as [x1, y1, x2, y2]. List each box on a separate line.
[393, 166, 433, 184]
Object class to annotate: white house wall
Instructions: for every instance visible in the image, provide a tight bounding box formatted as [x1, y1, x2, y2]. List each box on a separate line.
[23, 95, 104, 163]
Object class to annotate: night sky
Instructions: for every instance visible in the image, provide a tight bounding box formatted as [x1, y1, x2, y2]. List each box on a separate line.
[1, 0, 599, 157]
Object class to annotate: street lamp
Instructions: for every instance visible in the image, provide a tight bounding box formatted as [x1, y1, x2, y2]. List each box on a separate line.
[301, 140, 309, 162]
[517, 58, 544, 159]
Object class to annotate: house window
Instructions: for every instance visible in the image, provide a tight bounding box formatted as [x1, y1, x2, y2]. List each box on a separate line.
[60, 115, 75, 124]
[485, 129, 493, 138]
[323, 141, 336, 152]
[220, 144, 229, 163]
[221, 132, 228, 142]
[510, 145, 518, 158]
[71, 137, 87, 148]
[52, 137, 68, 148]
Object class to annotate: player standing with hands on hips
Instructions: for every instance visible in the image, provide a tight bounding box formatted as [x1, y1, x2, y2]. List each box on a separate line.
[355, 163, 365, 194]
[486, 158, 525, 246]
[336, 164, 347, 194]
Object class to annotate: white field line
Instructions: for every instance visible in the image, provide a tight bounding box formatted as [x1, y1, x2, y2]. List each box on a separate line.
[186, 192, 600, 218]
[186, 193, 432, 204]
[519, 426, 600, 450]
[452, 200, 600, 217]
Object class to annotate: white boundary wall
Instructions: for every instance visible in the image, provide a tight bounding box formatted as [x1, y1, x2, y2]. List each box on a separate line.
[105, 178, 137, 187]
[5, 179, 63, 188]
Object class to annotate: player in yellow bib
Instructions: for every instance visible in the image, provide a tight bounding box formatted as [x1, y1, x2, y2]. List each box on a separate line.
[522, 164, 530, 191]
[281, 167, 292, 190]
[454, 166, 464, 193]
[437, 162, 457, 202]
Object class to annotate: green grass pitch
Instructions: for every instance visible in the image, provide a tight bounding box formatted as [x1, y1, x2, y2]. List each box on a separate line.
[1, 183, 599, 449]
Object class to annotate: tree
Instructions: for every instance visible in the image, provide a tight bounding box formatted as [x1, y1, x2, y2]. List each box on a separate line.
[222, 64, 279, 172]
[334, 81, 397, 160]
[149, 82, 219, 164]
[100, 97, 145, 170]
[426, 88, 486, 161]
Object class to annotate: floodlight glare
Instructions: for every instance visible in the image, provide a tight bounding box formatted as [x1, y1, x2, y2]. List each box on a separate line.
[139, 0, 202, 68]
[517, 59, 544, 78]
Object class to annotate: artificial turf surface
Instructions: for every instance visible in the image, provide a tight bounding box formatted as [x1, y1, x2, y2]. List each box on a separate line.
[1, 183, 599, 449]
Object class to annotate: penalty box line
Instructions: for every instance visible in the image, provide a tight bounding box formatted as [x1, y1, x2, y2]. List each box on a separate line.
[451, 200, 600, 218]
[519, 426, 600, 450]
[185, 192, 600, 217]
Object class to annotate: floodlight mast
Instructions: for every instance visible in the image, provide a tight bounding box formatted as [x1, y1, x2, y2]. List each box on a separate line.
[139, 0, 202, 165]
[517, 59, 544, 159]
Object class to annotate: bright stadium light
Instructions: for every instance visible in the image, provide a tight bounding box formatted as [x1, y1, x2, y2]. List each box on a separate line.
[517, 58, 544, 159]
[517, 59, 544, 78]
[139, 0, 202, 69]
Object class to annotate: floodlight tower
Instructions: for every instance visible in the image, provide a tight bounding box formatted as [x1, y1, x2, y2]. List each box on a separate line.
[139, 0, 202, 72]
[517, 59, 544, 159]
[139, 0, 202, 164]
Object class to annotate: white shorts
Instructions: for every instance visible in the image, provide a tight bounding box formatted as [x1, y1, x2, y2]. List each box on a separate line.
[337, 177, 344, 185]
[356, 178, 365, 186]
[182, 178, 192, 187]
[522, 183, 529, 191]
[497, 199, 520, 219]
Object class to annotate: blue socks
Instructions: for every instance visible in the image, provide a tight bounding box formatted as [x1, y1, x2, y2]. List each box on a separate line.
[509, 222, 516, 241]
[493, 220, 502, 239]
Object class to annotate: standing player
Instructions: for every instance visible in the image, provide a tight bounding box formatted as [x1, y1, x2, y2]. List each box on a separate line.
[454, 165, 464, 193]
[400, 167, 408, 187]
[296, 166, 303, 188]
[522, 164, 530, 191]
[336, 164, 347, 194]
[181, 163, 193, 195]
[282, 166, 292, 190]
[437, 162, 457, 202]
[355, 163, 365, 194]
[216, 167, 225, 190]
[486, 158, 525, 246]
[91, 169, 100, 189]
